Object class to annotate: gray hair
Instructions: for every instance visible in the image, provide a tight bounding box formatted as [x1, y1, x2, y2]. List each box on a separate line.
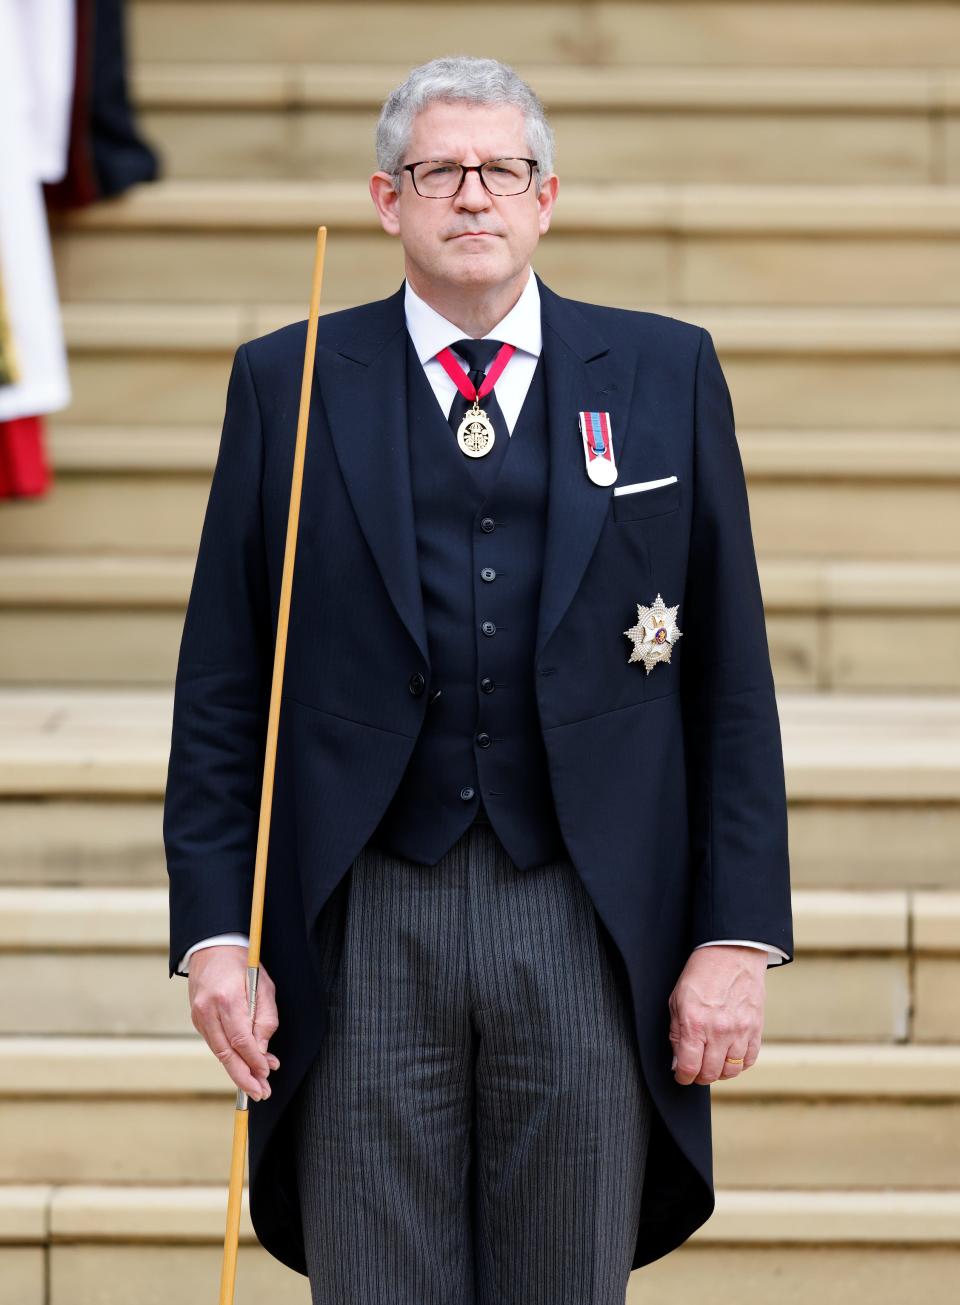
[375, 55, 555, 194]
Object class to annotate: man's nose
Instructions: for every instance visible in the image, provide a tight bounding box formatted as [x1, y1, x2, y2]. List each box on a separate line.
[454, 169, 492, 208]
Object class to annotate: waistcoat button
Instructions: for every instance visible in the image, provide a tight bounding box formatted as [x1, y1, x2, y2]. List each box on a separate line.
[481, 621, 496, 636]
[480, 516, 495, 532]
[481, 567, 496, 581]
[480, 677, 495, 693]
[476, 732, 491, 747]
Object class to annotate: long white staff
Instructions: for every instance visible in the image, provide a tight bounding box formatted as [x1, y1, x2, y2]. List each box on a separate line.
[219, 224, 328, 1304]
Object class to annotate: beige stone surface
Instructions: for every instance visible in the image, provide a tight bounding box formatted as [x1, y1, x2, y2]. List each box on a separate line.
[0, 1100, 237, 1182]
[0, 800, 166, 886]
[0, 1186, 51, 1239]
[683, 234, 960, 304]
[723, 355, 959, 430]
[913, 892, 960, 949]
[830, 615, 960, 690]
[0, 945, 908, 1040]
[50, 1183, 255, 1238]
[9, 465, 960, 558]
[39, 1181, 960, 1241]
[786, 802, 960, 890]
[913, 958, 960, 1042]
[0, 476, 209, 554]
[765, 958, 909, 1042]
[0, 1250, 44, 1305]
[56, 340, 960, 431]
[713, 1100, 960, 1186]
[128, 4, 960, 69]
[629, 1244, 960, 1303]
[0, 955, 190, 1036]
[57, 179, 960, 234]
[133, 62, 945, 110]
[51, 1244, 309, 1304]
[0, 613, 182, 686]
[778, 693, 960, 800]
[145, 102, 935, 186]
[2, 687, 957, 800]
[4, 1088, 959, 1185]
[53, 224, 960, 308]
[6, 552, 960, 691]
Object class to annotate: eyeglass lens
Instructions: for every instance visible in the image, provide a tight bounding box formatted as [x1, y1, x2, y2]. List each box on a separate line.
[411, 159, 532, 196]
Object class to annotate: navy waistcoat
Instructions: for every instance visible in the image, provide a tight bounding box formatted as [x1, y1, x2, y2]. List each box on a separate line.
[368, 333, 566, 868]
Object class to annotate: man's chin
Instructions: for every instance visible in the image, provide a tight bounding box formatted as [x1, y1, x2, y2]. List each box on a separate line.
[444, 247, 506, 279]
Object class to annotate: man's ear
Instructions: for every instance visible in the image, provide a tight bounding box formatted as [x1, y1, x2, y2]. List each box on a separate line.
[537, 173, 559, 235]
[370, 172, 402, 236]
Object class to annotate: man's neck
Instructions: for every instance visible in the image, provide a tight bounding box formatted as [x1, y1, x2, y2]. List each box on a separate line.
[406, 267, 529, 338]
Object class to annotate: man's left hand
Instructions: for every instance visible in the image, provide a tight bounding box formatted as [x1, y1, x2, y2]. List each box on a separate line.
[667, 945, 768, 1085]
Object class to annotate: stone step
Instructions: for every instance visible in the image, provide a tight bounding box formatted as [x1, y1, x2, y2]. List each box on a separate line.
[1, 454, 956, 560]
[1, 548, 957, 691]
[0, 692, 956, 904]
[50, 180, 960, 307]
[2, 1039, 960, 1186]
[131, 62, 960, 185]
[39, 422, 960, 477]
[127, 1, 960, 69]
[5, 886, 957, 1040]
[4, 1183, 959, 1305]
[1, 790, 957, 896]
[0, 688, 957, 802]
[4, 303, 958, 559]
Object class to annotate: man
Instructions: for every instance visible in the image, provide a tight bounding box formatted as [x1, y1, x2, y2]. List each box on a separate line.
[164, 55, 793, 1301]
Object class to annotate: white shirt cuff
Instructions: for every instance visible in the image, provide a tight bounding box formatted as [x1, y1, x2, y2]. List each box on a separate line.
[694, 939, 791, 966]
[177, 933, 250, 976]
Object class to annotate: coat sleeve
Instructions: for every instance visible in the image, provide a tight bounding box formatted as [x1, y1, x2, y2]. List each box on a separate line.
[679, 327, 795, 966]
[163, 342, 273, 979]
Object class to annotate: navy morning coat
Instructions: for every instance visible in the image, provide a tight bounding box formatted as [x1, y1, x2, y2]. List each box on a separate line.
[163, 272, 794, 1274]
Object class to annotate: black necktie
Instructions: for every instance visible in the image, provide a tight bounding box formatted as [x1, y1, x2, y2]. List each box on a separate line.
[446, 337, 509, 454]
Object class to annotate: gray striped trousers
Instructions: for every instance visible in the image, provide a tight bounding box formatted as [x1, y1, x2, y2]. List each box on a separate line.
[291, 819, 654, 1304]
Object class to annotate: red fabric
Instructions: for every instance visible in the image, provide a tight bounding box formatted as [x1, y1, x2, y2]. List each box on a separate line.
[0, 415, 53, 498]
[435, 342, 517, 402]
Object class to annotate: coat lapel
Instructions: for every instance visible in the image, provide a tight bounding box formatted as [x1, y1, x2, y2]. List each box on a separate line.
[534, 274, 636, 661]
[312, 274, 638, 673]
[312, 282, 430, 666]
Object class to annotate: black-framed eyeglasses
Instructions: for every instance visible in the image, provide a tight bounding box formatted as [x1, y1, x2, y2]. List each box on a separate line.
[399, 157, 539, 198]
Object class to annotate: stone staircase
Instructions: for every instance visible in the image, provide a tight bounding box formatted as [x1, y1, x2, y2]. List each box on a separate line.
[1, 1, 958, 1301]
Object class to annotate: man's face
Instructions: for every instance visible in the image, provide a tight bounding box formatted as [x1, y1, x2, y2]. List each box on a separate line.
[370, 99, 558, 293]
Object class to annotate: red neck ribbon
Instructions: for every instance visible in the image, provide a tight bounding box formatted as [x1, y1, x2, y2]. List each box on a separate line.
[435, 342, 517, 402]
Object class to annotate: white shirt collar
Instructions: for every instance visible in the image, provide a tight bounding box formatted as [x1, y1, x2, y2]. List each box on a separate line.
[403, 266, 542, 364]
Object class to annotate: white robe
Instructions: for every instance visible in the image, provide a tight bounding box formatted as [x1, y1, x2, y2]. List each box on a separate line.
[0, 0, 74, 420]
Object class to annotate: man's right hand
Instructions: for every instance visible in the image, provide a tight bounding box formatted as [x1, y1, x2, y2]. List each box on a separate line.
[188, 946, 280, 1100]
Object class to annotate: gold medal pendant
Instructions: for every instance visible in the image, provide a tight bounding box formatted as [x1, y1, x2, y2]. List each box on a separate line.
[456, 400, 496, 458]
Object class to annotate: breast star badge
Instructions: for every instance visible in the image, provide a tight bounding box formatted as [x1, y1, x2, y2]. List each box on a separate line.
[623, 593, 683, 673]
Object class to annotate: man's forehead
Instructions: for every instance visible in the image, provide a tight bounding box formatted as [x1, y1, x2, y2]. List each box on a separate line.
[407, 102, 527, 157]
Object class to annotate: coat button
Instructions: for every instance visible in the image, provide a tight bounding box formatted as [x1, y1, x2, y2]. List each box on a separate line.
[480, 516, 496, 532]
[481, 620, 496, 636]
[481, 567, 496, 581]
[476, 731, 491, 747]
[460, 786, 475, 801]
[408, 672, 425, 695]
[480, 677, 495, 693]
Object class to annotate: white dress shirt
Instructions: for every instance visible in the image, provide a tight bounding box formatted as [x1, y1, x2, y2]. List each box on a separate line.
[176, 270, 789, 973]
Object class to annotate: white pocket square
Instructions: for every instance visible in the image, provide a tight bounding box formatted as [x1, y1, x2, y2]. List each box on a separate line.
[613, 475, 678, 497]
